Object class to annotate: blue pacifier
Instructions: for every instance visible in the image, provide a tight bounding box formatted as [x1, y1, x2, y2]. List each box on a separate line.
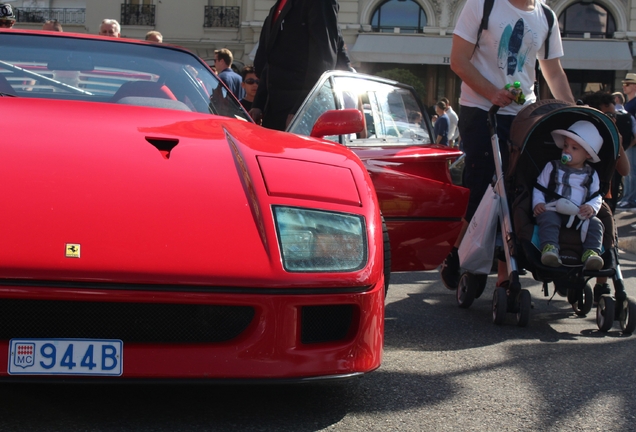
[561, 153, 572, 164]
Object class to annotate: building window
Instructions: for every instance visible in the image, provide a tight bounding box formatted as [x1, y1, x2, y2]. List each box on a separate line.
[14, 8, 85, 24]
[203, 6, 240, 28]
[558, 1, 615, 38]
[121, 2, 155, 26]
[371, 0, 426, 34]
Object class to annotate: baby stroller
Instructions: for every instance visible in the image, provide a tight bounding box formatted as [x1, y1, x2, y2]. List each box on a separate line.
[456, 100, 636, 333]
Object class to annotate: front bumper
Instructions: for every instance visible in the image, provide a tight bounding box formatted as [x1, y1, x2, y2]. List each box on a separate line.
[0, 281, 384, 380]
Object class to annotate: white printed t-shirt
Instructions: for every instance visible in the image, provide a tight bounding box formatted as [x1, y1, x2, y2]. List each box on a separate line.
[454, 0, 564, 115]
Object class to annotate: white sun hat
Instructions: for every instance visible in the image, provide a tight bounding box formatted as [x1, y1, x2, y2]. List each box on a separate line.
[551, 120, 602, 163]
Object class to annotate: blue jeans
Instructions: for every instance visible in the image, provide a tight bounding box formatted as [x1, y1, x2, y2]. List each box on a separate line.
[537, 211, 604, 253]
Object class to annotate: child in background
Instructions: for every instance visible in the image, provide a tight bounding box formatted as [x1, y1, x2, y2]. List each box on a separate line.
[239, 66, 259, 112]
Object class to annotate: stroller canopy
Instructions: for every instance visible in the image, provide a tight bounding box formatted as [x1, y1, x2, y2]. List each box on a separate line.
[508, 99, 619, 197]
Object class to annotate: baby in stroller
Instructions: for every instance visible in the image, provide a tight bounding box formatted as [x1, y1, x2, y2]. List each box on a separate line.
[533, 120, 605, 271]
[508, 100, 635, 332]
[455, 100, 634, 332]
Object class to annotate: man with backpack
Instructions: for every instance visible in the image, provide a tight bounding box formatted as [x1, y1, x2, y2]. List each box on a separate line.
[440, 0, 575, 290]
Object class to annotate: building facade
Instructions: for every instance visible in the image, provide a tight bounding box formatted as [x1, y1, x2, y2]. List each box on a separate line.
[10, 0, 636, 107]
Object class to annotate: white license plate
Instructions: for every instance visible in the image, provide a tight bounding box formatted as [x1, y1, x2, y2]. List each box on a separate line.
[8, 339, 123, 376]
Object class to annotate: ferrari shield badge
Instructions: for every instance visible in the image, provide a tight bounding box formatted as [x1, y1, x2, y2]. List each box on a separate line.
[65, 243, 81, 258]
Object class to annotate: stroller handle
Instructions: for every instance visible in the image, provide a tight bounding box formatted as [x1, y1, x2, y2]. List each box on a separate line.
[486, 103, 521, 291]
[487, 105, 500, 137]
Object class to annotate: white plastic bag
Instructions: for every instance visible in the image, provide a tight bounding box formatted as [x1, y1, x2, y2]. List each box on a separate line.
[458, 185, 500, 274]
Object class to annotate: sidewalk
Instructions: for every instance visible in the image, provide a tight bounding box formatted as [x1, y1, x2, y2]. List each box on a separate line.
[615, 209, 636, 256]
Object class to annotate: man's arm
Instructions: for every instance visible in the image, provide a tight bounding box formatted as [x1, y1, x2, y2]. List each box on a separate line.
[538, 58, 575, 103]
[450, 35, 515, 107]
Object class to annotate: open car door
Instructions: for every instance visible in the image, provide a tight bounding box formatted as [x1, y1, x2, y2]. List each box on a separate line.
[288, 71, 469, 271]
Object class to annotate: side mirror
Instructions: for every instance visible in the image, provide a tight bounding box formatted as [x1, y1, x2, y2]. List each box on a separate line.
[310, 109, 364, 138]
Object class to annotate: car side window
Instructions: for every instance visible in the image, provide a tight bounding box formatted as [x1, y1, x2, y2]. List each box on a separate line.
[291, 79, 337, 137]
[331, 76, 432, 146]
[355, 86, 430, 144]
[289, 73, 433, 145]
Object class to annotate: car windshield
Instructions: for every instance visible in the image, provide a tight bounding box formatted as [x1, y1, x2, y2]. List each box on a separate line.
[0, 32, 250, 120]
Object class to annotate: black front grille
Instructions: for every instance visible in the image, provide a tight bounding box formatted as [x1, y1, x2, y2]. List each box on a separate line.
[0, 300, 254, 343]
[301, 305, 353, 344]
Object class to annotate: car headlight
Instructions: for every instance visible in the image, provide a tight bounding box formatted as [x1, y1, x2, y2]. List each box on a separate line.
[273, 206, 367, 272]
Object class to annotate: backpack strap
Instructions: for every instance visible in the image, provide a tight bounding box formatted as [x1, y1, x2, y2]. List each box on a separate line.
[472, 0, 495, 57]
[541, 3, 555, 60]
[477, 0, 494, 48]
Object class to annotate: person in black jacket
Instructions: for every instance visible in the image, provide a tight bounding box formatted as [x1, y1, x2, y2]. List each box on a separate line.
[250, 0, 340, 131]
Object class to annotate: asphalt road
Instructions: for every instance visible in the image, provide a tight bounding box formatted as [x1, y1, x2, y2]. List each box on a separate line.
[0, 249, 635, 431]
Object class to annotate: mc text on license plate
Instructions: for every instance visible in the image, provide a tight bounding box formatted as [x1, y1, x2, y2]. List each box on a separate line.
[8, 339, 123, 376]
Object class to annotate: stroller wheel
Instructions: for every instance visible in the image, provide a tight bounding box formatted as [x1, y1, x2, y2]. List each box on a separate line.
[492, 286, 507, 325]
[596, 295, 615, 332]
[619, 299, 636, 334]
[516, 289, 531, 327]
[456, 272, 485, 309]
[571, 283, 593, 317]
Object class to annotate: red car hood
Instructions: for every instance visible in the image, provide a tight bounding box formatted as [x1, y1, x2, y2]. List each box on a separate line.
[1, 99, 375, 287]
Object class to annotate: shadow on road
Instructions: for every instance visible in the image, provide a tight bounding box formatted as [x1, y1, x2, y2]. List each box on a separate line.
[384, 270, 599, 351]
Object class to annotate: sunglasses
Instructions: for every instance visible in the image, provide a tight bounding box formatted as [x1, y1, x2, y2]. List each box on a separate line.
[0, 20, 14, 28]
[244, 78, 259, 85]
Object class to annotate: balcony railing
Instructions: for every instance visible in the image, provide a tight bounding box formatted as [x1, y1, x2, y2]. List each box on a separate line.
[120, 4, 155, 26]
[204, 6, 240, 28]
[15, 8, 85, 24]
